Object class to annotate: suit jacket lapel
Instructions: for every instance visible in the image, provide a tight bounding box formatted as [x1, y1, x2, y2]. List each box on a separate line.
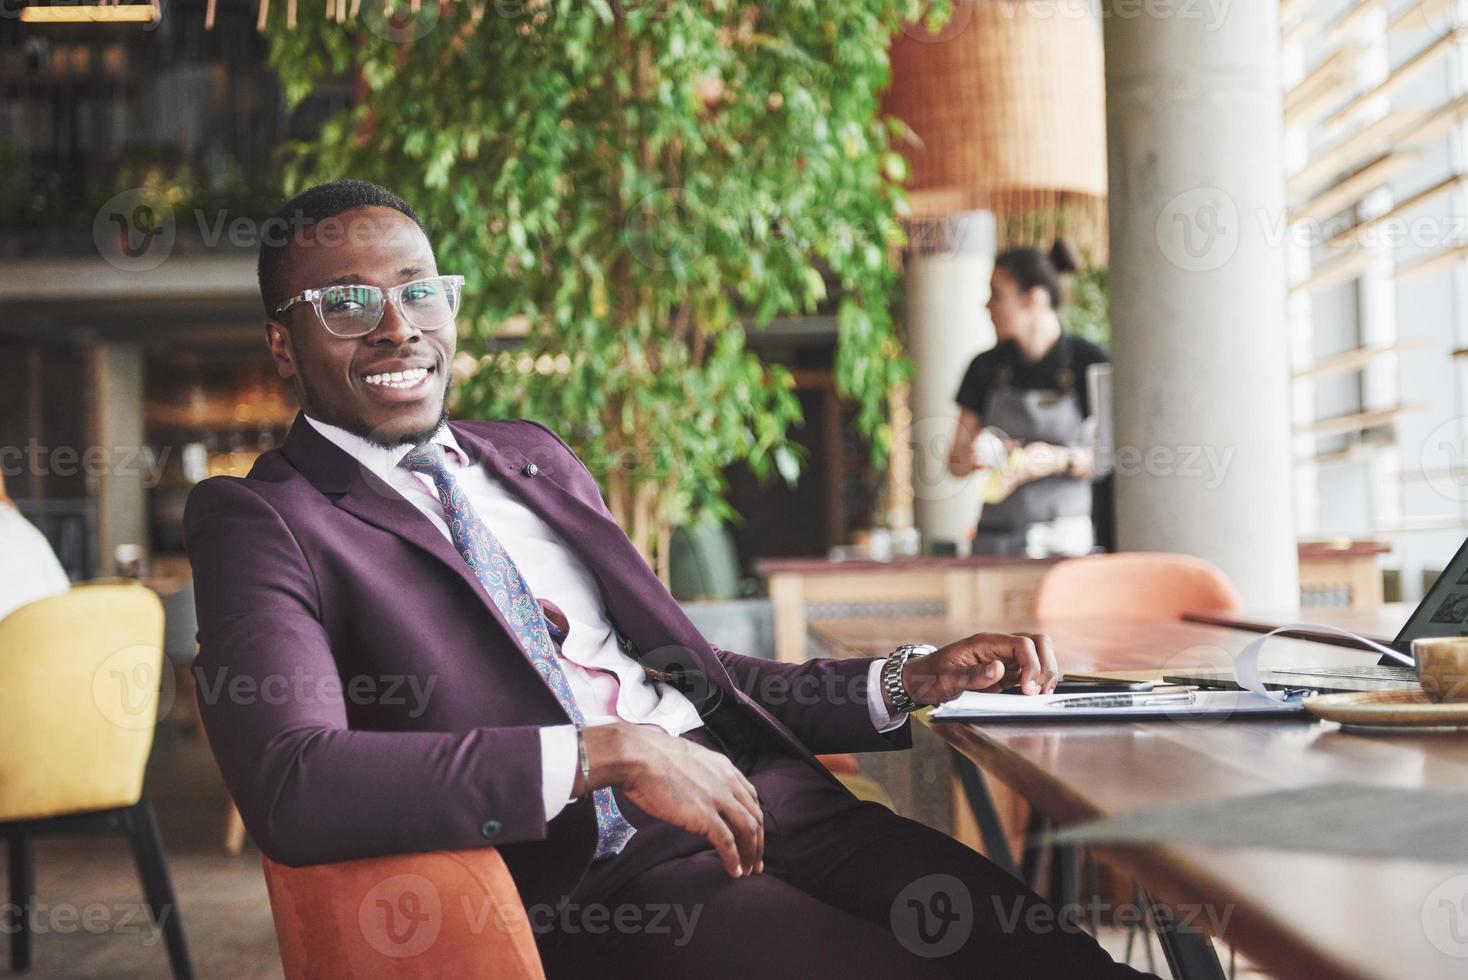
[455, 427, 812, 760]
[278, 415, 539, 669]
[279, 414, 731, 701]
[450, 423, 731, 686]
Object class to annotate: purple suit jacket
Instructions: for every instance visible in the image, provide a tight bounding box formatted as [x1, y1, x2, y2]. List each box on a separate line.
[185, 413, 909, 909]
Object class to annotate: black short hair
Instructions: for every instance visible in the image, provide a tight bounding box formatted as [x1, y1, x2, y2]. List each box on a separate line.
[257, 179, 425, 317]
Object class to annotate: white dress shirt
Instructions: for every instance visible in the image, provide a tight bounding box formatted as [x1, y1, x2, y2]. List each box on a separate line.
[0, 503, 70, 624]
[305, 415, 905, 821]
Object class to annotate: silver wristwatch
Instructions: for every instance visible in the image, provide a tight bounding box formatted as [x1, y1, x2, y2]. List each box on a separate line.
[881, 643, 937, 714]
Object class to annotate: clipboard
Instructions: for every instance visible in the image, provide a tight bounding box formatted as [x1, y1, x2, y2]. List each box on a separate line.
[929, 689, 1311, 723]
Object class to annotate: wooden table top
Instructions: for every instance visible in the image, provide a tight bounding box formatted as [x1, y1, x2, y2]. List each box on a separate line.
[1297, 540, 1392, 560]
[755, 554, 1060, 575]
[759, 541, 1389, 577]
[812, 615, 1468, 980]
[1182, 604, 1414, 648]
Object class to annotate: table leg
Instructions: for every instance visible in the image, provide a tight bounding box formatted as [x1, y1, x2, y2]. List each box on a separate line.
[1144, 886, 1228, 980]
[947, 747, 1022, 881]
[1020, 807, 1048, 888]
[947, 749, 1223, 977]
[1052, 842, 1079, 921]
[768, 574, 807, 664]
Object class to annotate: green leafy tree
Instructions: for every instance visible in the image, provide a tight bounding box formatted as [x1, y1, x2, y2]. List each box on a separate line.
[265, 0, 934, 577]
[1060, 266, 1109, 348]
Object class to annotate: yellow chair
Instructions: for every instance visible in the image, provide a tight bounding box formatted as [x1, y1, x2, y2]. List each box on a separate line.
[0, 582, 193, 978]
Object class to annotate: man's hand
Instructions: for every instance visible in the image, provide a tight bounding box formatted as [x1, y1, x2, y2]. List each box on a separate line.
[577, 723, 763, 878]
[891, 633, 1061, 710]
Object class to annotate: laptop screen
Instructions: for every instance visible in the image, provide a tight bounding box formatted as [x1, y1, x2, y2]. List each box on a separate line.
[1393, 534, 1468, 651]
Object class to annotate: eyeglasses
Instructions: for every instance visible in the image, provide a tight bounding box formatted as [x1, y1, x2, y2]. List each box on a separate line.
[273, 274, 465, 338]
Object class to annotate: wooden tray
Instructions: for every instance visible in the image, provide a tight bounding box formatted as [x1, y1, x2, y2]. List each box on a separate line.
[1304, 690, 1468, 730]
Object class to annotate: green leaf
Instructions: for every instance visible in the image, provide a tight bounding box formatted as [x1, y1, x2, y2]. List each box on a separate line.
[262, 0, 926, 561]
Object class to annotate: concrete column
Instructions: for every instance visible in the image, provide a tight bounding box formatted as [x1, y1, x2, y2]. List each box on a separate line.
[906, 212, 996, 554]
[1104, 1, 1299, 605]
[91, 342, 149, 575]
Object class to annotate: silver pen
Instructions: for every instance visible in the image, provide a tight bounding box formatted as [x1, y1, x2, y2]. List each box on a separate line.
[1046, 691, 1198, 710]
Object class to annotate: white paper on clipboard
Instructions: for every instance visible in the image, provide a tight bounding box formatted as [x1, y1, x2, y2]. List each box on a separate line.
[930, 623, 1410, 720]
[928, 689, 1299, 721]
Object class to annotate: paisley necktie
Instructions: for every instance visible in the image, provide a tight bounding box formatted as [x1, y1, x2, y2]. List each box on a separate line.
[402, 443, 635, 859]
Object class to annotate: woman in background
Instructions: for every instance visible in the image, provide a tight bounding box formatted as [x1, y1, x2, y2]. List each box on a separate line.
[947, 241, 1110, 556]
[0, 471, 71, 622]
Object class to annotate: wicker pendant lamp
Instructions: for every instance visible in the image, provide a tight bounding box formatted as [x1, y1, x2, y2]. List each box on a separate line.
[885, 0, 1109, 261]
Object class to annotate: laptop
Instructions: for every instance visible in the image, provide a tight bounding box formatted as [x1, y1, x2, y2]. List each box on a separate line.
[1163, 537, 1468, 694]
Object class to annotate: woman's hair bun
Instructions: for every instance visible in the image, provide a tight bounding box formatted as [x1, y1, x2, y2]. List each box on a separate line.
[1048, 239, 1081, 275]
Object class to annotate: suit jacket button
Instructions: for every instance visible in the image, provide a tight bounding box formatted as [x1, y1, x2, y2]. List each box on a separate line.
[522, 463, 539, 477]
[480, 819, 503, 838]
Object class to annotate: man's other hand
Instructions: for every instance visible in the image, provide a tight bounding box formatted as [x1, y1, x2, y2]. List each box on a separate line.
[577, 723, 763, 879]
[897, 632, 1061, 707]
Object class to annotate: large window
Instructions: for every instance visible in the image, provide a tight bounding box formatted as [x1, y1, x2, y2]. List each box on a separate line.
[1284, 0, 1468, 598]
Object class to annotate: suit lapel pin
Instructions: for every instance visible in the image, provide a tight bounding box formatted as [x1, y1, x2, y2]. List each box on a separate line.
[522, 462, 539, 477]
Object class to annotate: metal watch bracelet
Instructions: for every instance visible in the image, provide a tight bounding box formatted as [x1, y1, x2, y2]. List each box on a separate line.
[576, 728, 591, 797]
[881, 643, 937, 715]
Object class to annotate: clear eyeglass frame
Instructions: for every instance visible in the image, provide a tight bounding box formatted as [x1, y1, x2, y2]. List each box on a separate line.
[272, 274, 466, 338]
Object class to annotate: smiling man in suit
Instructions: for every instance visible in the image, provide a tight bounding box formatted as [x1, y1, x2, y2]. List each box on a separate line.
[186, 179, 1150, 978]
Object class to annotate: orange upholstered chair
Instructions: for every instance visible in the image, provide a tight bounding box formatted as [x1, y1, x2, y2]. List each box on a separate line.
[1034, 552, 1242, 620]
[817, 753, 861, 777]
[260, 848, 545, 979]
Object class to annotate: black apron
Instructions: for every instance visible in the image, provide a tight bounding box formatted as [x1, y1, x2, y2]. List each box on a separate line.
[973, 343, 1092, 555]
